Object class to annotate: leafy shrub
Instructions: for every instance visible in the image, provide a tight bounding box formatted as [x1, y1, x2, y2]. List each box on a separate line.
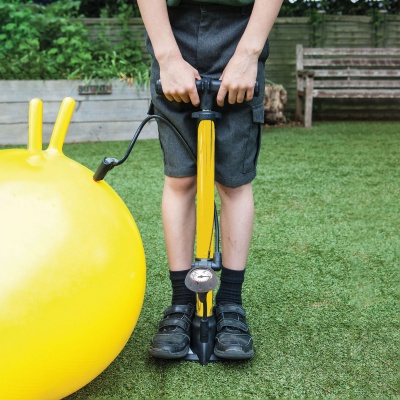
[0, 0, 149, 82]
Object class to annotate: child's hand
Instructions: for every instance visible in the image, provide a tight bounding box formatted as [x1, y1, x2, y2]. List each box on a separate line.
[159, 55, 201, 107]
[216, 51, 258, 107]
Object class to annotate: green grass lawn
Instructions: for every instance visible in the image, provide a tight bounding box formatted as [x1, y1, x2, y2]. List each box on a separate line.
[5, 122, 399, 398]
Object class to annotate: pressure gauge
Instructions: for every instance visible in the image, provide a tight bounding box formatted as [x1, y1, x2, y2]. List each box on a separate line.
[185, 267, 219, 293]
[190, 268, 213, 282]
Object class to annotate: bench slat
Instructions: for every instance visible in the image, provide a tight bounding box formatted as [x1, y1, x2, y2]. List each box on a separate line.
[296, 45, 400, 127]
[303, 48, 400, 56]
[313, 80, 400, 88]
[313, 89, 400, 99]
[303, 58, 400, 67]
[313, 69, 400, 78]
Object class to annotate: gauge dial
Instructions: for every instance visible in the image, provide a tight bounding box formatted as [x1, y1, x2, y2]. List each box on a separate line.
[185, 266, 219, 293]
[189, 268, 213, 283]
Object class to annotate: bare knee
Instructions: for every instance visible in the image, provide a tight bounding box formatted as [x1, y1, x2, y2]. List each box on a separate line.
[216, 182, 252, 201]
[164, 175, 197, 197]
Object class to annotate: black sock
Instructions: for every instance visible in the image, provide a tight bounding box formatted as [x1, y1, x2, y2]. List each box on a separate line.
[215, 266, 245, 306]
[170, 269, 196, 306]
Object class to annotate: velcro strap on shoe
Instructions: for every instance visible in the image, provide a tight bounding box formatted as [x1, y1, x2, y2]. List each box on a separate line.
[217, 318, 249, 333]
[158, 318, 189, 331]
[215, 304, 247, 318]
[163, 304, 194, 317]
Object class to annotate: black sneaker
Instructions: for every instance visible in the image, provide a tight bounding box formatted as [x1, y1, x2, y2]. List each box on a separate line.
[214, 304, 254, 360]
[149, 304, 195, 359]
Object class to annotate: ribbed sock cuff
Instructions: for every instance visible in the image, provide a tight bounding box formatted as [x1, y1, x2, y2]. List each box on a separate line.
[170, 269, 196, 305]
[215, 267, 245, 305]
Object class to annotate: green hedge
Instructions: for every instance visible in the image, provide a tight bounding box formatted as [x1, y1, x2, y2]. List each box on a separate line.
[0, 0, 148, 81]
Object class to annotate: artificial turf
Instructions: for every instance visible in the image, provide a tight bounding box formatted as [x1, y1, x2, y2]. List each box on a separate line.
[7, 121, 400, 398]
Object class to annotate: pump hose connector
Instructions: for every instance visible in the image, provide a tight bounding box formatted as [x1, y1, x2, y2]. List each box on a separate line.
[93, 157, 119, 182]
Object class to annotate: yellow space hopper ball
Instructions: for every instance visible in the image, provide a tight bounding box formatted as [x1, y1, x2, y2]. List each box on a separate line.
[0, 98, 146, 400]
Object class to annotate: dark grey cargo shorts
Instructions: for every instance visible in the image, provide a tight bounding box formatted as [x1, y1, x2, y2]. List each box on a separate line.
[146, 2, 269, 187]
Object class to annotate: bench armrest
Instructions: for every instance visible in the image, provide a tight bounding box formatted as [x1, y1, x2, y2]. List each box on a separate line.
[297, 69, 315, 78]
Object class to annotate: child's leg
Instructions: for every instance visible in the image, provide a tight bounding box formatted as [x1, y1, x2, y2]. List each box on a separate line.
[162, 175, 197, 272]
[214, 181, 255, 359]
[216, 182, 254, 271]
[149, 175, 197, 359]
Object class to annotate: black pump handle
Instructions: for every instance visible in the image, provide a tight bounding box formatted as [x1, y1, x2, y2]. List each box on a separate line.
[155, 78, 259, 97]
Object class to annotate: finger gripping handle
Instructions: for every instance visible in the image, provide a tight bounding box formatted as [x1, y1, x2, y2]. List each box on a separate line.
[155, 78, 259, 97]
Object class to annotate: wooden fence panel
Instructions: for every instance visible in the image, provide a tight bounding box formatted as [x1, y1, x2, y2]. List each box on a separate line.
[383, 15, 400, 47]
[319, 15, 374, 48]
[267, 18, 312, 113]
[82, 18, 147, 46]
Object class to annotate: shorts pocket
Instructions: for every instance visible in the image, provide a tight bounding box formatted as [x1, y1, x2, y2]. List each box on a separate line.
[252, 103, 265, 124]
[242, 104, 264, 174]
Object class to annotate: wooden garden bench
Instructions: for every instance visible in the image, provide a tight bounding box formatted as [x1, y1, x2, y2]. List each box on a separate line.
[295, 45, 400, 127]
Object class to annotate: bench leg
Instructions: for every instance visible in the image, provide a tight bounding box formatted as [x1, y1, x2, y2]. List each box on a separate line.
[304, 75, 314, 128]
[295, 91, 303, 123]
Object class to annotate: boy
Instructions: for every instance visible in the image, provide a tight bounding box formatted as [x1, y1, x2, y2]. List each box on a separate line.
[137, 0, 283, 360]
